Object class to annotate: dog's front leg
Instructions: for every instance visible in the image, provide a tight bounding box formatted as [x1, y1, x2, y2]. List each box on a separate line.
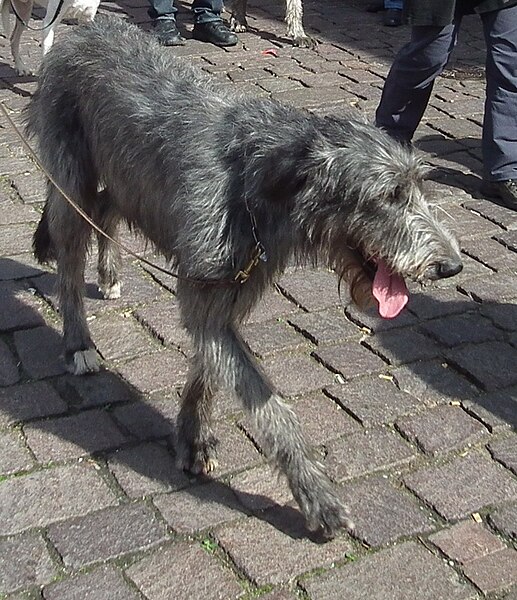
[199, 324, 352, 537]
[285, 0, 316, 48]
[229, 0, 248, 33]
[9, 1, 33, 75]
[175, 354, 219, 475]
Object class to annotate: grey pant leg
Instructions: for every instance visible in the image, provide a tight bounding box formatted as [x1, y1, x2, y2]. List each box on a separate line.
[376, 22, 460, 142]
[482, 6, 517, 181]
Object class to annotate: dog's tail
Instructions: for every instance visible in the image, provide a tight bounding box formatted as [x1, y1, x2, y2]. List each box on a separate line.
[33, 203, 56, 264]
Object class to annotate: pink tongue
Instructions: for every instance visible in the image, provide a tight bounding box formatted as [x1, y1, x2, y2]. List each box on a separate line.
[372, 260, 409, 319]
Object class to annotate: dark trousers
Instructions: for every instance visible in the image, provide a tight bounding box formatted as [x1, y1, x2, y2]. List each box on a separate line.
[376, 6, 517, 181]
[148, 0, 223, 24]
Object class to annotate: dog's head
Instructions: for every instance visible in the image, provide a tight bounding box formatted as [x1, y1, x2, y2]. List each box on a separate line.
[301, 116, 462, 319]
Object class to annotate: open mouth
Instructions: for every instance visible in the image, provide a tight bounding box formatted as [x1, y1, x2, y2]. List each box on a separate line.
[371, 259, 409, 319]
[351, 251, 409, 320]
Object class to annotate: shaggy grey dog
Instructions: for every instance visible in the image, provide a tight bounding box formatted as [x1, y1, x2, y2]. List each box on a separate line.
[27, 15, 462, 537]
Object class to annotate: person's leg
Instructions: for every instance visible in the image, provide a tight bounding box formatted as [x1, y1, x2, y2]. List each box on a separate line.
[192, 0, 238, 45]
[376, 21, 460, 142]
[147, 0, 185, 45]
[480, 6, 517, 210]
[384, 0, 403, 27]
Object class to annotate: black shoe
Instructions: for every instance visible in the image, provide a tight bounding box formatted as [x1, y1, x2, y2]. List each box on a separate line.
[152, 19, 186, 46]
[480, 179, 517, 211]
[366, 1, 384, 12]
[192, 21, 238, 46]
[383, 8, 403, 26]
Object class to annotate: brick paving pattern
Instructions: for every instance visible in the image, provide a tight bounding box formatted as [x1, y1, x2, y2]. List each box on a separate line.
[0, 0, 516, 598]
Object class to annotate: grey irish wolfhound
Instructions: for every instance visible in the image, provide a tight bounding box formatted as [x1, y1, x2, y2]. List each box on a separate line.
[27, 15, 462, 537]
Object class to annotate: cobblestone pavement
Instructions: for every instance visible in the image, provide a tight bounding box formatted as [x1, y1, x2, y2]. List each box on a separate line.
[0, 0, 516, 598]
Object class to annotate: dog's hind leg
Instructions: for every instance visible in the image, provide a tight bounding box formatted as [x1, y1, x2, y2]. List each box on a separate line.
[175, 354, 219, 474]
[42, 185, 99, 374]
[95, 192, 121, 300]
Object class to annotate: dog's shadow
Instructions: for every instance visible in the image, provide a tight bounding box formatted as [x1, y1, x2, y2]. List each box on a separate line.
[1, 255, 516, 545]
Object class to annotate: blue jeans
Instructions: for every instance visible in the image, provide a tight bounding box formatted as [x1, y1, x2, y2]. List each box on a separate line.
[376, 6, 517, 181]
[148, 0, 223, 24]
[385, 0, 403, 9]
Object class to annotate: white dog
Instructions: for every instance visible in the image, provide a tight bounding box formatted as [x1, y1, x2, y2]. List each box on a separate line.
[1, 0, 100, 75]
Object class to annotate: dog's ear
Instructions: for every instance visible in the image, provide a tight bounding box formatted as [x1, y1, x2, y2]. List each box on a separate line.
[260, 142, 310, 203]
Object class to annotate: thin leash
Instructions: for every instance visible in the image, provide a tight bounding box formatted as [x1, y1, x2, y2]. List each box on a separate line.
[0, 101, 264, 287]
[8, 0, 65, 32]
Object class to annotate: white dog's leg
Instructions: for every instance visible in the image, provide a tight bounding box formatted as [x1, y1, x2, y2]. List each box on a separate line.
[10, 0, 33, 75]
[1, 0, 11, 39]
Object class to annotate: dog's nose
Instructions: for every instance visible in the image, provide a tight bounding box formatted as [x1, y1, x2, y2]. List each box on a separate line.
[436, 259, 463, 279]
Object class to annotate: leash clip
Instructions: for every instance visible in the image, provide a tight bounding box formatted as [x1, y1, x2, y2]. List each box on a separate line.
[234, 243, 266, 284]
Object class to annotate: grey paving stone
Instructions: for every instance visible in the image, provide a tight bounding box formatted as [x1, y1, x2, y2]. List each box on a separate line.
[287, 307, 360, 344]
[0, 223, 34, 256]
[0, 463, 116, 535]
[154, 481, 244, 534]
[14, 326, 67, 379]
[480, 302, 517, 331]
[242, 319, 307, 358]
[421, 313, 504, 347]
[108, 442, 190, 498]
[488, 504, 517, 540]
[463, 387, 517, 431]
[215, 513, 351, 586]
[277, 269, 340, 311]
[207, 420, 263, 476]
[341, 476, 438, 547]
[404, 452, 517, 520]
[0, 381, 67, 427]
[313, 342, 387, 379]
[446, 342, 517, 391]
[291, 391, 361, 446]
[395, 405, 489, 456]
[262, 352, 336, 397]
[0, 201, 39, 225]
[0, 532, 56, 594]
[0, 430, 34, 475]
[134, 300, 193, 353]
[429, 521, 505, 564]
[112, 397, 177, 441]
[325, 428, 418, 482]
[325, 376, 421, 426]
[0, 281, 46, 332]
[392, 359, 480, 405]
[0, 255, 43, 280]
[488, 434, 517, 475]
[117, 349, 189, 393]
[363, 329, 440, 366]
[43, 566, 141, 600]
[302, 541, 477, 600]
[245, 288, 300, 324]
[229, 464, 293, 513]
[407, 288, 476, 321]
[462, 548, 517, 595]
[88, 312, 160, 362]
[344, 304, 417, 333]
[0, 339, 19, 386]
[56, 370, 139, 408]
[24, 409, 127, 462]
[126, 542, 242, 600]
[459, 274, 517, 303]
[47, 502, 168, 568]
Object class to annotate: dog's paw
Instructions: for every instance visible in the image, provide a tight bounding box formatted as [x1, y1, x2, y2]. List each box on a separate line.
[175, 436, 219, 475]
[293, 34, 317, 49]
[99, 281, 121, 300]
[304, 491, 354, 539]
[15, 64, 35, 77]
[230, 16, 247, 32]
[68, 349, 100, 375]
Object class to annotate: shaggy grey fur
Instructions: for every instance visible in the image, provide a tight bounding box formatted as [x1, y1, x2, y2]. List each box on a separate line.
[27, 15, 462, 537]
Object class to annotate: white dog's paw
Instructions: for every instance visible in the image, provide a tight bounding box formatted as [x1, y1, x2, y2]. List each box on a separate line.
[69, 349, 100, 375]
[230, 15, 247, 32]
[99, 281, 121, 300]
